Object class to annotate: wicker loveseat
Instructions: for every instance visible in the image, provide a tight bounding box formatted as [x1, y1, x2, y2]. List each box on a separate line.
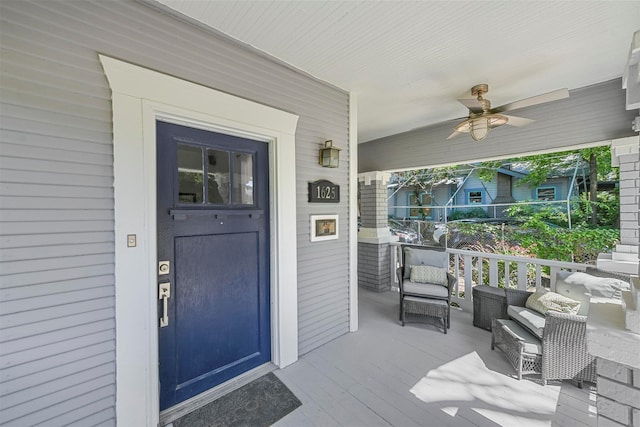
[503, 269, 631, 386]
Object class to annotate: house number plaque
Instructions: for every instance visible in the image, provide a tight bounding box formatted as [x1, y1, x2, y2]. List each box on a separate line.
[308, 180, 340, 203]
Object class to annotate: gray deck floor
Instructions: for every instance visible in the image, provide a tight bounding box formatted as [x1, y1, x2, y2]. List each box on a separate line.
[273, 289, 596, 427]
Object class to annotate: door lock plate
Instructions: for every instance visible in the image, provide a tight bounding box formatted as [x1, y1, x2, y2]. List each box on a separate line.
[158, 261, 170, 275]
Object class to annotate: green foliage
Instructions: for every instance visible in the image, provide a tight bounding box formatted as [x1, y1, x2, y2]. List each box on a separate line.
[570, 191, 620, 228]
[507, 220, 619, 264]
[506, 204, 569, 227]
[449, 207, 488, 220]
[446, 215, 619, 264]
[396, 166, 464, 191]
[474, 161, 502, 183]
[488, 145, 615, 188]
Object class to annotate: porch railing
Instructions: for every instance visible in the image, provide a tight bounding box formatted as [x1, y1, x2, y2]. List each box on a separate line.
[448, 249, 590, 311]
[391, 244, 590, 312]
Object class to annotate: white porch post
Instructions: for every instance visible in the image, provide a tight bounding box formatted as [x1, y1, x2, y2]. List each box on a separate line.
[594, 139, 639, 275]
[588, 31, 640, 427]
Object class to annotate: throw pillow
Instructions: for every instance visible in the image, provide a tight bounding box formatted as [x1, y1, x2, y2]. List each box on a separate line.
[403, 247, 448, 278]
[409, 265, 448, 286]
[526, 290, 581, 315]
[555, 280, 591, 316]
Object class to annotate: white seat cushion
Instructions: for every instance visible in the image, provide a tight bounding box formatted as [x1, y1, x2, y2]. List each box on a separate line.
[498, 319, 542, 355]
[403, 280, 449, 299]
[507, 305, 545, 340]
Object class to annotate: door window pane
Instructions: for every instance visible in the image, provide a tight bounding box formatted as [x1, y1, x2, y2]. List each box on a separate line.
[178, 144, 204, 204]
[233, 153, 254, 205]
[207, 149, 230, 204]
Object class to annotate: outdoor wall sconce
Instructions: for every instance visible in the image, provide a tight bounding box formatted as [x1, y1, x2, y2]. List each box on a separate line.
[319, 140, 341, 168]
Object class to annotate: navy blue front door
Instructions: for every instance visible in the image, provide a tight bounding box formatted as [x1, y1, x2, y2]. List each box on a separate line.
[156, 121, 270, 410]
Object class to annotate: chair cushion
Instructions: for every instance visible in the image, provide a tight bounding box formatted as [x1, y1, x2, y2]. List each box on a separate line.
[507, 305, 545, 339]
[498, 319, 542, 355]
[403, 247, 448, 278]
[556, 271, 630, 300]
[409, 265, 448, 286]
[525, 290, 581, 315]
[555, 280, 591, 316]
[403, 280, 450, 299]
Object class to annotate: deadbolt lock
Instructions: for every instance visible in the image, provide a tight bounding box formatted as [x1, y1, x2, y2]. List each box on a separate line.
[158, 261, 170, 275]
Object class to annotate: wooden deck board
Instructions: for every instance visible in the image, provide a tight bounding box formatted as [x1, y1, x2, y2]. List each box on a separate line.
[274, 289, 597, 427]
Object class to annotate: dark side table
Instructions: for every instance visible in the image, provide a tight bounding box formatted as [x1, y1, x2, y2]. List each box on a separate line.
[472, 286, 508, 330]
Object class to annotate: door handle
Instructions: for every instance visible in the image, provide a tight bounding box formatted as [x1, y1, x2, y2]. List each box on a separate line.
[159, 282, 171, 327]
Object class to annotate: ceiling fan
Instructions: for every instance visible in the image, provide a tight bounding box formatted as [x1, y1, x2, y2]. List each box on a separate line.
[447, 84, 570, 141]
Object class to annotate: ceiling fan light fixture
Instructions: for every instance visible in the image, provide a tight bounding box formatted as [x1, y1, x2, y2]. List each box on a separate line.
[470, 117, 490, 141]
[449, 83, 566, 142]
[453, 114, 509, 141]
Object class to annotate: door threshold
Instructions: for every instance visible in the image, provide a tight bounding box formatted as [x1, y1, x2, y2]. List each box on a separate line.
[159, 362, 276, 426]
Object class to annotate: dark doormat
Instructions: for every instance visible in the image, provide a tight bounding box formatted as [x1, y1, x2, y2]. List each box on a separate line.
[173, 372, 302, 427]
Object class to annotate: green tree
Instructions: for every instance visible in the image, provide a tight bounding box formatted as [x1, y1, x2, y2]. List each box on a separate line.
[395, 166, 461, 219]
[480, 146, 617, 227]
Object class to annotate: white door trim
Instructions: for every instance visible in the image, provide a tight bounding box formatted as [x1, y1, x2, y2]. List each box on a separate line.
[99, 55, 299, 427]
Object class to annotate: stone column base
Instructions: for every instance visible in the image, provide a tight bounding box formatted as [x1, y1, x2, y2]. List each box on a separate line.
[358, 241, 391, 292]
[595, 358, 640, 426]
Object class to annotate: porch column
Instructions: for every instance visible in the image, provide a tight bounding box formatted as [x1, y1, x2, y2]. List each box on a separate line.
[588, 35, 640, 427]
[358, 171, 398, 292]
[596, 136, 640, 275]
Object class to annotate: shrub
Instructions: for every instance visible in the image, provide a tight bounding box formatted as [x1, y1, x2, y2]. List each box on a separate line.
[449, 207, 488, 220]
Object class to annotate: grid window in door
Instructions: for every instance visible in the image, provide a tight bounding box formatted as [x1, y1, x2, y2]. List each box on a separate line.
[177, 143, 255, 206]
[178, 145, 204, 204]
[207, 149, 230, 204]
[233, 153, 254, 205]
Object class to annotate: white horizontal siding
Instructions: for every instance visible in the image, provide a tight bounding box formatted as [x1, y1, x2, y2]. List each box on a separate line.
[0, 306, 114, 344]
[0, 232, 114, 249]
[1, 0, 350, 423]
[1, 340, 115, 383]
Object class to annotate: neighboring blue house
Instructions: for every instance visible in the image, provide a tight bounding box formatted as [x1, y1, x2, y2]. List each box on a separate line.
[388, 164, 582, 221]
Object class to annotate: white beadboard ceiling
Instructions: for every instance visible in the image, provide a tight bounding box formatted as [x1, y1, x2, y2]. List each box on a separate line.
[153, 0, 639, 143]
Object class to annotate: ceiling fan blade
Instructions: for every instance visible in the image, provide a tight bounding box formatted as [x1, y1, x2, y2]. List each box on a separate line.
[447, 131, 463, 140]
[492, 88, 569, 113]
[457, 98, 483, 113]
[502, 114, 535, 127]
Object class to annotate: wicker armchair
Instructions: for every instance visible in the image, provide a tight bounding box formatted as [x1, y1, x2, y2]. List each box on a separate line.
[505, 288, 596, 386]
[396, 246, 456, 330]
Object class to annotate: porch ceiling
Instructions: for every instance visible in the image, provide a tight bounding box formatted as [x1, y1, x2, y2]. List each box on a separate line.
[151, 0, 638, 144]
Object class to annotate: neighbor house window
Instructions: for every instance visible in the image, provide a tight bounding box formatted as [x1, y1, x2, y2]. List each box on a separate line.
[467, 190, 483, 204]
[536, 186, 556, 201]
[408, 192, 432, 218]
